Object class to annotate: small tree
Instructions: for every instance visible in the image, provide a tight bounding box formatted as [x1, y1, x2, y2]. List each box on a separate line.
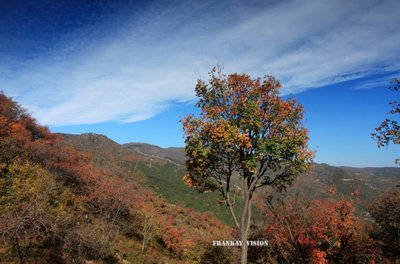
[181, 68, 314, 264]
[372, 78, 400, 165]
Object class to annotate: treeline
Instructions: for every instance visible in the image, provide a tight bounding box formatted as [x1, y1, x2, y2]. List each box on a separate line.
[0, 93, 232, 263]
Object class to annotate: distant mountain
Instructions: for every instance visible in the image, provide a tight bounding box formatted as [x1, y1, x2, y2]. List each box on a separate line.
[123, 142, 186, 164]
[123, 141, 400, 200]
[59, 132, 140, 160]
[59, 133, 400, 219]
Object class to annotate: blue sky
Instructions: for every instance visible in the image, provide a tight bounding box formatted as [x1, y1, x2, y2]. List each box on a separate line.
[0, 0, 399, 167]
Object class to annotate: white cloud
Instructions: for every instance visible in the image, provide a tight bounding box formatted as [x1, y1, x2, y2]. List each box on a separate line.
[1, 0, 400, 125]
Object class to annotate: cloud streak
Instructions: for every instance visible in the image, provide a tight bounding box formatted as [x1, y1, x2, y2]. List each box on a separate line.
[1, 0, 400, 125]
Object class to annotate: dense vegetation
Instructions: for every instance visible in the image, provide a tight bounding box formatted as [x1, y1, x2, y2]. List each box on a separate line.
[1, 90, 400, 263]
[0, 93, 233, 263]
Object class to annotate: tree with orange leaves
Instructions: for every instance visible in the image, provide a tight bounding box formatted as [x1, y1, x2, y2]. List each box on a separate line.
[181, 68, 314, 264]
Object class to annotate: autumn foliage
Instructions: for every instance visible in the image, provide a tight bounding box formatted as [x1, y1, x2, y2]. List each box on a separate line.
[182, 68, 314, 264]
[0, 92, 116, 262]
[1, 79, 400, 264]
[0, 92, 233, 263]
[251, 189, 381, 264]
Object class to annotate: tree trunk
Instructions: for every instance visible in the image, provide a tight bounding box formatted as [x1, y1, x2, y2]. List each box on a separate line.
[240, 198, 252, 264]
[240, 229, 249, 264]
[239, 177, 252, 264]
[14, 237, 23, 264]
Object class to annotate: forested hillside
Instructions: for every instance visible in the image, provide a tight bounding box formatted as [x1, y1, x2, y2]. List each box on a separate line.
[124, 142, 400, 208]
[59, 133, 245, 226]
[1, 92, 400, 263]
[0, 93, 234, 263]
[60, 135, 400, 263]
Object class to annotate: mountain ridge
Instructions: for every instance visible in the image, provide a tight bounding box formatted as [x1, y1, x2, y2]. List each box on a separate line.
[124, 140, 400, 197]
[58, 132, 400, 216]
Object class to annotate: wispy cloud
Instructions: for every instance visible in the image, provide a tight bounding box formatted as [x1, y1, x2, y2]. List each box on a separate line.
[1, 0, 399, 125]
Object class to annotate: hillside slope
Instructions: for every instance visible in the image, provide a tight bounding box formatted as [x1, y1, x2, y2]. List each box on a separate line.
[124, 142, 400, 206]
[0, 93, 235, 263]
[59, 133, 243, 226]
[62, 133, 400, 219]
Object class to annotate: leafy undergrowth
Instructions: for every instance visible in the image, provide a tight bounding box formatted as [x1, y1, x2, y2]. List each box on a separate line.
[0, 93, 235, 263]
